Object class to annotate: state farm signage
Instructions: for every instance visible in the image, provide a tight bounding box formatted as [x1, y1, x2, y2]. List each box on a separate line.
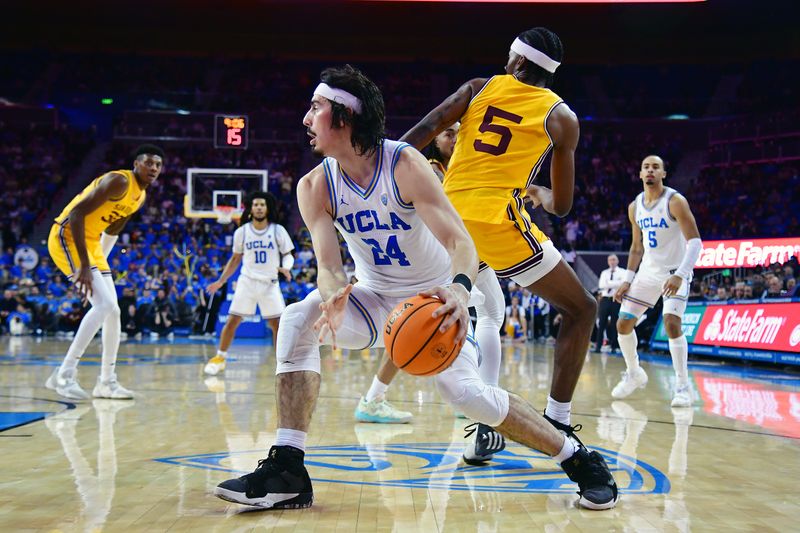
[695, 238, 800, 269]
[696, 304, 800, 353]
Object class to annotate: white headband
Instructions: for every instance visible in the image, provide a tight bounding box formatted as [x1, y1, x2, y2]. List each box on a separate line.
[313, 83, 363, 114]
[510, 38, 561, 73]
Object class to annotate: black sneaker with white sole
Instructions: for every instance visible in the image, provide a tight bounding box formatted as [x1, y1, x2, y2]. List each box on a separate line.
[560, 447, 619, 510]
[214, 445, 313, 509]
[462, 422, 506, 466]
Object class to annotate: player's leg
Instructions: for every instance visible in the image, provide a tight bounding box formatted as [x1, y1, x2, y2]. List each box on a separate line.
[259, 278, 286, 346]
[46, 269, 119, 401]
[611, 275, 661, 399]
[205, 277, 255, 375]
[522, 257, 597, 427]
[93, 273, 133, 399]
[434, 339, 618, 510]
[355, 353, 412, 424]
[214, 286, 387, 508]
[474, 266, 504, 387]
[663, 282, 691, 407]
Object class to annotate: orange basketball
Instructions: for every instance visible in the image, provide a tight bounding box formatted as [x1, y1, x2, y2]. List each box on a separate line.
[383, 295, 464, 376]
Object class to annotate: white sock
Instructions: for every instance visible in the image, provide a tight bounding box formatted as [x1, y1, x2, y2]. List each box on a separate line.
[668, 334, 689, 385]
[365, 376, 389, 402]
[60, 271, 115, 375]
[216, 350, 227, 359]
[100, 276, 120, 382]
[475, 316, 501, 386]
[275, 428, 307, 452]
[617, 331, 640, 373]
[553, 435, 579, 464]
[545, 396, 572, 426]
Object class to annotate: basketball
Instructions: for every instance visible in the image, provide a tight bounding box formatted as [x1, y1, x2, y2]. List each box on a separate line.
[383, 295, 464, 376]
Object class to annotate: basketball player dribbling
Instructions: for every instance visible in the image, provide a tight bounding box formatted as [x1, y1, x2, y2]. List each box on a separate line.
[45, 144, 165, 400]
[203, 192, 295, 376]
[611, 155, 702, 407]
[214, 65, 618, 511]
[402, 27, 595, 440]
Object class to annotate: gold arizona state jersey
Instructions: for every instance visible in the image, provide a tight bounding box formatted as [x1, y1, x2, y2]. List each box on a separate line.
[444, 75, 562, 224]
[54, 169, 146, 238]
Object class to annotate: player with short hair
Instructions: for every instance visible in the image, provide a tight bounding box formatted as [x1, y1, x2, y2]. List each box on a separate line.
[204, 192, 294, 376]
[45, 144, 165, 400]
[612, 155, 702, 407]
[213, 65, 618, 512]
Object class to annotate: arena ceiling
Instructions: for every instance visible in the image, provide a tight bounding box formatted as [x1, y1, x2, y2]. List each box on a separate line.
[3, 0, 797, 64]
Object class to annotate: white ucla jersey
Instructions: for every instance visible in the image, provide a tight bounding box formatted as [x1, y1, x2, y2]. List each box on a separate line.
[325, 140, 452, 297]
[635, 187, 686, 276]
[232, 222, 294, 282]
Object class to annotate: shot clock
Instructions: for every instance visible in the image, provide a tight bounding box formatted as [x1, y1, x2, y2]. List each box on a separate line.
[214, 114, 249, 149]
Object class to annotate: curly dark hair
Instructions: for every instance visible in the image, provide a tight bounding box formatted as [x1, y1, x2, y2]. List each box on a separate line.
[239, 191, 277, 227]
[319, 65, 385, 157]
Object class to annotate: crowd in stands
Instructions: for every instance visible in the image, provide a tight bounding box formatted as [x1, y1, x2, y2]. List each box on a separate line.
[1, 54, 799, 337]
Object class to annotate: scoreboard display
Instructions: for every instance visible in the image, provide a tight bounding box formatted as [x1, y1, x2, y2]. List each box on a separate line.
[214, 114, 249, 149]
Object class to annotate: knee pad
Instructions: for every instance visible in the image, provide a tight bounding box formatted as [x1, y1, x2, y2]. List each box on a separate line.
[435, 371, 509, 427]
[276, 296, 322, 375]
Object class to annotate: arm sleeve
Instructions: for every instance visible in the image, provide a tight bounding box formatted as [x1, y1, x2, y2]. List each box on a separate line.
[675, 238, 703, 279]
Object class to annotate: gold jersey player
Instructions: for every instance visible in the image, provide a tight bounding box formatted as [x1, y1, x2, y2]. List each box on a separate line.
[45, 144, 165, 400]
[402, 28, 596, 438]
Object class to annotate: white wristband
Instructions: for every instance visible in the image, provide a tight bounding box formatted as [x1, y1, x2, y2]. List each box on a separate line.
[623, 269, 636, 284]
[100, 232, 118, 258]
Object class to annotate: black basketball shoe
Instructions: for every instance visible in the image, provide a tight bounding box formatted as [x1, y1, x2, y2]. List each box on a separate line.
[560, 447, 619, 510]
[214, 445, 313, 508]
[543, 413, 586, 448]
[462, 422, 506, 465]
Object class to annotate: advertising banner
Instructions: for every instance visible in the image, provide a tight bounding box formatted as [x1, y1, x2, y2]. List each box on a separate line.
[651, 301, 800, 365]
[695, 237, 800, 269]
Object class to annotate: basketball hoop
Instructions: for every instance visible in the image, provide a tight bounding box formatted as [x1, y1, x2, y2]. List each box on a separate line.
[214, 206, 237, 225]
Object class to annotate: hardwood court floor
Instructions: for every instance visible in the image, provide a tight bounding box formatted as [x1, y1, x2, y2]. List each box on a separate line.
[1, 335, 799, 532]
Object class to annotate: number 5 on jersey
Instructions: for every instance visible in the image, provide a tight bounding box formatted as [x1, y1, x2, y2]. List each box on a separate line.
[362, 236, 410, 266]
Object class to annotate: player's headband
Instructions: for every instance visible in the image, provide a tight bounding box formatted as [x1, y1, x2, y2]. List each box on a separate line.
[313, 83, 363, 114]
[510, 38, 561, 73]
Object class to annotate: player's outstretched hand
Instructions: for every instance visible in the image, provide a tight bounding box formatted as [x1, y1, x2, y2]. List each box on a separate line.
[613, 282, 631, 304]
[314, 284, 353, 349]
[418, 284, 470, 344]
[206, 280, 224, 295]
[662, 275, 682, 298]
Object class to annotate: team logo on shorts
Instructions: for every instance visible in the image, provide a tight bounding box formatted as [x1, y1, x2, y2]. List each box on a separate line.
[155, 442, 669, 495]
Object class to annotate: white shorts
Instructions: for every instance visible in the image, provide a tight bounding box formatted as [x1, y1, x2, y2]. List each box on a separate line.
[508, 240, 563, 287]
[620, 270, 690, 320]
[228, 275, 286, 318]
[275, 284, 509, 426]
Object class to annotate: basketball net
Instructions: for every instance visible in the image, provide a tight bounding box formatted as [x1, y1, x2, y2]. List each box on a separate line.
[214, 206, 237, 225]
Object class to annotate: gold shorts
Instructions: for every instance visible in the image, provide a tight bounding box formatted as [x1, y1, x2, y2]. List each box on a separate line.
[47, 223, 109, 278]
[463, 203, 559, 285]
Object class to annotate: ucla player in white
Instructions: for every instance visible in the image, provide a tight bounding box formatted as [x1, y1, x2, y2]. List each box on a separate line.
[214, 65, 618, 511]
[612, 155, 702, 407]
[204, 192, 294, 375]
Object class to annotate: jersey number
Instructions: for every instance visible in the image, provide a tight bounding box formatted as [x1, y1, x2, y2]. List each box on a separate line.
[254, 250, 268, 264]
[473, 105, 523, 156]
[362, 236, 410, 266]
[647, 231, 658, 248]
